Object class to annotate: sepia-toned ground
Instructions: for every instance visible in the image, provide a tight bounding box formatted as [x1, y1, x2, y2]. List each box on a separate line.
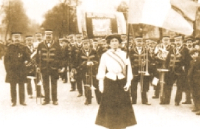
[0, 59, 199, 129]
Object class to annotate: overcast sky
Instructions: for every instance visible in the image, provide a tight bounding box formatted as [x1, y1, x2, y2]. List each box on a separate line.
[22, 0, 60, 24]
[0, 0, 129, 24]
[22, 0, 128, 24]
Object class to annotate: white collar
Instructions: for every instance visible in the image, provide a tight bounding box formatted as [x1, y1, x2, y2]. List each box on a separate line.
[109, 48, 121, 53]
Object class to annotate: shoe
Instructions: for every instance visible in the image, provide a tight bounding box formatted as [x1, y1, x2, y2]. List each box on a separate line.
[53, 101, 58, 105]
[182, 101, 192, 104]
[70, 89, 75, 92]
[132, 102, 136, 104]
[84, 100, 90, 105]
[196, 111, 200, 115]
[63, 79, 67, 83]
[11, 103, 16, 107]
[42, 101, 50, 105]
[20, 102, 27, 106]
[192, 108, 199, 112]
[29, 95, 33, 99]
[77, 94, 82, 97]
[175, 102, 179, 106]
[152, 96, 159, 99]
[41, 94, 45, 98]
[142, 102, 151, 105]
[160, 101, 166, 105]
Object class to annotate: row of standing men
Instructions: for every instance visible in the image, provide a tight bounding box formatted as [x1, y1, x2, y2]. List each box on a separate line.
[3, 30, 200, 116]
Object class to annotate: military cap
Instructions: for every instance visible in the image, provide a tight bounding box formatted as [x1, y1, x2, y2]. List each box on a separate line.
[11, 32, 22, 36]
[82, 38, 90, 44]
[35, 32, 43, 35]
[134, 36, 143, 42]
[68, 34, 75, 38]
[25, 35, 33, 39]
[185, 36, 194, 42]
[59, 38, 63, 41]
[162, 35, 170, 38]
[174, 35, 183, 40]
[76, 33, 83, 39]
[44, 29, 53, 34]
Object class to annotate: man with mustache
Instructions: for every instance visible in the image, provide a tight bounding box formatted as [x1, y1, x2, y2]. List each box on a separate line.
[4, 32, 30, 106]
[36, 30, 63, 105]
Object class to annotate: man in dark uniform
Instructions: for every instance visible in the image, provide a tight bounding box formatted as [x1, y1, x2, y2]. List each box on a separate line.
[4, 32, 30, 106]
[74, 34, 84, 97]
[76, 39, 99, 105]
[130, 36, 151, 105]
[36, 30, 63, 105]
[34, 32, 45, 98]
[34, 32, 43, 47]
[187, 49, 200, 115]
[147, 40, 159, 98]
[58, 38, 68, 83]
[154, 36, 173, 101]
[181, 36, 194, 104]
[164, 35, 191, 106]
[67, 34, 77, 91]
[25, 35, 36, 99]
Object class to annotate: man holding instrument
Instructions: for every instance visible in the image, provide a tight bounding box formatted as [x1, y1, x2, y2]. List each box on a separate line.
[163, 35, 191, 106]
[130, 36, 151, 105]
[36, 30, 63, 105]
[76, 39, 99, 105]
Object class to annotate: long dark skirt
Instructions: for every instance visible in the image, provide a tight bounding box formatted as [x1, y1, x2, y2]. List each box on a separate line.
[95, 77, 137, 129]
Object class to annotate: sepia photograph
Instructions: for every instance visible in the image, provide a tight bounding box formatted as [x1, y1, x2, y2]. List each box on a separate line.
[0, 0, 200, 129]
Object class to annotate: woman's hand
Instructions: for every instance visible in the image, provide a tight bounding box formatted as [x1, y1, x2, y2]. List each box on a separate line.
[99, 80, 104, 93]
[124, 83, 131, 92]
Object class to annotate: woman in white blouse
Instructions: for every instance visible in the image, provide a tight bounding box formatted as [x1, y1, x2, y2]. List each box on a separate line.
[95, 34, 137, 129]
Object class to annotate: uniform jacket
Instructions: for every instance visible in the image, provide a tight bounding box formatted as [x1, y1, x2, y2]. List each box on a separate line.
[25, 45, 37, 76]
[67, 44, 76, 69]
[76, 48, 99, 75]
[72, 44, 83, 70]
[188, 57, 200, 85]
[165, 46, 191, 75]
[4, 43, 30, 83]
[129, 47, 151, 75]
[60, 44, 68, 67]
[36, 40, 62, 78]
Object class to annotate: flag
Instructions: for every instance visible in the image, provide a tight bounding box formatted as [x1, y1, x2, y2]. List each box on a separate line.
[128, 0, 198, 35]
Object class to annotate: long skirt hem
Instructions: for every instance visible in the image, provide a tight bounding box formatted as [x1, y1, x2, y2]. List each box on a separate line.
[95, 77, 137, 129]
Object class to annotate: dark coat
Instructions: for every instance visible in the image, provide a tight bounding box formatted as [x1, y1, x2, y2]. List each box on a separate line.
[76, 48, 99, 75]
[188, 57, 200, 86]
[129, 47, 151, 75]
[36, 41, 62, 79]
[165, 46, 191, 75]
[25, 45, 37, 77]
[4, 43, 30, 83]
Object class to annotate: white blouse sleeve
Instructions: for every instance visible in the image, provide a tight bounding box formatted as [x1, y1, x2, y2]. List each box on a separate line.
[126, 57, 133, 86]
[96, 53, 106, 81]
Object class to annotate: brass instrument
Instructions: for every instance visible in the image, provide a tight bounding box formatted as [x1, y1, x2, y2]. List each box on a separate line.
[70, 69, 77, 82]
[156, 44, 169, 102]
[138, 46, 150, 92]
[85, 52, 93, 88]
[26, 50, 37, 78]
[36, 51, 43, 104]
[144, 46, 150, 76]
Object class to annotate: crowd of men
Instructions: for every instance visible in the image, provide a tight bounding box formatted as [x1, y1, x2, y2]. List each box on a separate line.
[1, 30, 200, 116]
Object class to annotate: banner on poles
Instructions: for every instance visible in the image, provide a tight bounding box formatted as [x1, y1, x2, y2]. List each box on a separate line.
[85, 12, 117, 38]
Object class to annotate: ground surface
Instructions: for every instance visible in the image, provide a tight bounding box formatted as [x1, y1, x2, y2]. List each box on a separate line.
[0, 59, 199, 129]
